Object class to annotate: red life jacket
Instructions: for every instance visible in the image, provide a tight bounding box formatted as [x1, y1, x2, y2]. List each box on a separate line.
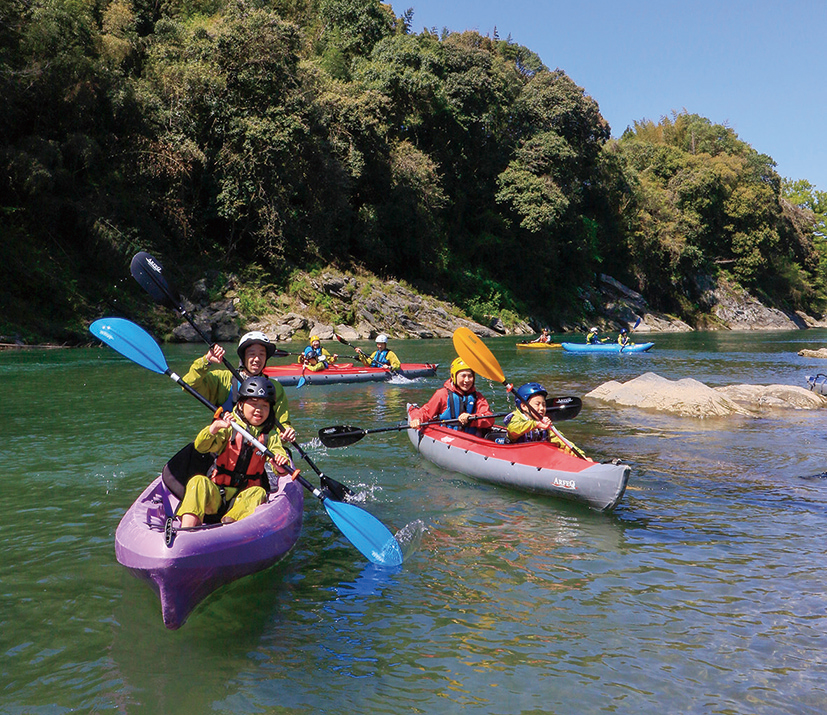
[209, 429, 270, 490]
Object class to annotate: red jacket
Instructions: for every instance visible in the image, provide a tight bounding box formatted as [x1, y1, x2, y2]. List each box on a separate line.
[409, 379, 495, 430]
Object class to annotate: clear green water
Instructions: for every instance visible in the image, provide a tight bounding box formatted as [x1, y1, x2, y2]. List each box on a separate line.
[3, 331, 827, 714]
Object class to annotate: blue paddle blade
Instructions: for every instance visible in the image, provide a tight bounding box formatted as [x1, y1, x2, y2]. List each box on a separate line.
[90, 318, 169, 375]
[323, 500, 404, 566]
[296, 376, 307, 388]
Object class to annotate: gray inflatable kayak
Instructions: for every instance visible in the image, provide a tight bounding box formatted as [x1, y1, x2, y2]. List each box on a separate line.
[407, 423, 630, 512]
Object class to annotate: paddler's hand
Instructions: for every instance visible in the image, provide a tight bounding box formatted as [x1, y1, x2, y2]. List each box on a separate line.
[205, 344, 225, 364]
[458, 412, 472, 426]
[270, 453, 289, 468]
[280, 426, 297, 443]
[409, 418, 421, 429]
[209, 412, 233, 434]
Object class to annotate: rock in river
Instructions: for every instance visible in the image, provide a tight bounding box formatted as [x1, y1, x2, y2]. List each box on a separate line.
[586, 372, 826, 418]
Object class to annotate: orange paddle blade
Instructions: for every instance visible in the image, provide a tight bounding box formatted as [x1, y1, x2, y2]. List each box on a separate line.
[452, 327, 506, 384]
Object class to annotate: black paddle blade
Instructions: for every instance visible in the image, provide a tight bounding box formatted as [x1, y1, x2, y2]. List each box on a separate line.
[319, 475, 353, 501]
[547, 396, 582, 421]
[130, 251, 182, 311]
[318, 425, 367, 448]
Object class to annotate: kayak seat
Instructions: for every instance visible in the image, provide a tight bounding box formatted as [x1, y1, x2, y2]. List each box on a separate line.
[485, 427, 511, 445]
[162, 442, 215, 500]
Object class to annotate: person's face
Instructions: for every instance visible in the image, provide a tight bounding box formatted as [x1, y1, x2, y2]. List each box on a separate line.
[241, 397, 270, 425]
[523, 394, 546, 417]
[376, 342, 387, 350]
[244, 344, 268, 374]
[311, 340, 320, 349]
[454, 369, 475, 393]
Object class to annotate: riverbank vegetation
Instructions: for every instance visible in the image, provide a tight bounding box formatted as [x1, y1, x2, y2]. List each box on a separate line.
[2, 0, 825, 342]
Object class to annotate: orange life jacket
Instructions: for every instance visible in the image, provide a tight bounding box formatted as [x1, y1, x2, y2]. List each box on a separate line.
[208, 429, 270, 490]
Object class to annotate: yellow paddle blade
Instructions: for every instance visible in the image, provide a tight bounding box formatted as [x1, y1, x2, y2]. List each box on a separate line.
[452, 327, 506, 385]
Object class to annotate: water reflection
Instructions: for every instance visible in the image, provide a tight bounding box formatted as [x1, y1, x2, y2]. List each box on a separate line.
[5, 334, 827, 713]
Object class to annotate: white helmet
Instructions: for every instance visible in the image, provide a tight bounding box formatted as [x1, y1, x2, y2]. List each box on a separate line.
[589, 327, 598, 333]
[237, 331, 276, 359]
[375, 334, 388, 343]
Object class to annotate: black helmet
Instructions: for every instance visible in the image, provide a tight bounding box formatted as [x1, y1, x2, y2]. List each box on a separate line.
[238, 376, 276, 404]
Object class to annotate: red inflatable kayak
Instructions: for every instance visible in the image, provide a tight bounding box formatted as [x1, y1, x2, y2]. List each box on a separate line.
[264, 362, 438, 386]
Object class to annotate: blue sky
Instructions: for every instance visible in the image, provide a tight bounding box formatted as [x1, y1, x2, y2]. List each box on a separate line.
[389, 0, 827, 192]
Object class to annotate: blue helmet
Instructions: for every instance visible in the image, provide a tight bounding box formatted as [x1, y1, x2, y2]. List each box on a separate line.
[515, 382, 547, 408]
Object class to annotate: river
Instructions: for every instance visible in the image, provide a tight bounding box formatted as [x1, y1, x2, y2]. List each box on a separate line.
[3, 330, 827, 714]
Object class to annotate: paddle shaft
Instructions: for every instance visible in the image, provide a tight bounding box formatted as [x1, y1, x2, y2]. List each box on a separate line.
[320, 396, 582, 447]
[90, 317, 401, 565]
[335, 334, 396, 370]
[338, 412, 511, 439]
[162, 367, 294, 470]
[131, 252, 346, 491]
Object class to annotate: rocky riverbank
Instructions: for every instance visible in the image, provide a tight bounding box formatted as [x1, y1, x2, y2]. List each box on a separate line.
[7, 265, 823, 348]
[164, 267, 827, 346]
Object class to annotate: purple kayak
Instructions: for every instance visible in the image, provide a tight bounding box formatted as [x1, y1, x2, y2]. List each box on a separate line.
[115, 473, 304, 630]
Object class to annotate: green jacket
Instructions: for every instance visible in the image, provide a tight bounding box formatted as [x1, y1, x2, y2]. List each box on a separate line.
[193, 405, 289, 462]
[182, 356, 291, 430]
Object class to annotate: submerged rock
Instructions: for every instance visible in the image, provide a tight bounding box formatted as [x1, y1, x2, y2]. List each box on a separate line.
[586, 372, 826, 418]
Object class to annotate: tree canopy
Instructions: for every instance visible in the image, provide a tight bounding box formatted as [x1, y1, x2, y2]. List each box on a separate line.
[1, 0, 824, 341]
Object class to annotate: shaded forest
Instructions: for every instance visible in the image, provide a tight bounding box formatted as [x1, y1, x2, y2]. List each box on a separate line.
[1, 0, 826, 342]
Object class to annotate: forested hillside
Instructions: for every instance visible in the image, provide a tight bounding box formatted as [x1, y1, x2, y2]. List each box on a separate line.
[1, 0, 825, 342]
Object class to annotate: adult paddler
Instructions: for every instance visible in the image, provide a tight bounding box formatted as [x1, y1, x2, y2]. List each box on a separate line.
[181, 331, 295, 442]
[354, 334, 401, 371]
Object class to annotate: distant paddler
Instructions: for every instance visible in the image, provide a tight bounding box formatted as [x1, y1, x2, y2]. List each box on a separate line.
[354, 334, 401, 371]
[299, 335, 337, 372]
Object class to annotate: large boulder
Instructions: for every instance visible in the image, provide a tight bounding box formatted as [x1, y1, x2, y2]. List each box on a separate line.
[586, 373, 751, 417]
[586, 372, 826, 418]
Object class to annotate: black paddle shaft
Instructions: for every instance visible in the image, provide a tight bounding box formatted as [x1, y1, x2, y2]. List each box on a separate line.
[131, 251, 352, 499]
[318, 397, 582, 448]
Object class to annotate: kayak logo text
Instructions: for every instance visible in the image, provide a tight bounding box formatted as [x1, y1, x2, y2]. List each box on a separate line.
[553, 477, 576, 490]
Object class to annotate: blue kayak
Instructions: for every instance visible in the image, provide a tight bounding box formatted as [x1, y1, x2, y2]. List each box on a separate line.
[562, 342, 654, 353]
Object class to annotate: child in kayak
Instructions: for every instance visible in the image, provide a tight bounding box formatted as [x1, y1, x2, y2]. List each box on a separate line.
[408, 357, 495, 435]
[178, 376, 294, 528]
[530, 328, 552, 344]
[299, 335, 337, 371]
[506, 382, 591, 460]
[181, 331, 295, 443]
[617, 328, 630, 346]
[354, 334, 401, 371]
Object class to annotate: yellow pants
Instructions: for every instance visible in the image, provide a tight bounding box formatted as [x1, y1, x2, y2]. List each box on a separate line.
[177, 474, 267, 522]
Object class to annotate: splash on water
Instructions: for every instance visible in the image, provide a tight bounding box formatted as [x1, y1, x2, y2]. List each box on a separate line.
[394, 519, 427, 560]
